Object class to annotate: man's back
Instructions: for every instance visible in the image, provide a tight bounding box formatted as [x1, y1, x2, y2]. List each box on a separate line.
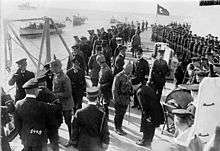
[15, 97, 48, 147]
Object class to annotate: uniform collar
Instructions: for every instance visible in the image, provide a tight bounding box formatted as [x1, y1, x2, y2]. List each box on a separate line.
[26, 94, 36, 98]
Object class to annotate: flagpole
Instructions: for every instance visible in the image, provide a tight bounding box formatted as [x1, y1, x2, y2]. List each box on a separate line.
[156, 4, 158, 25]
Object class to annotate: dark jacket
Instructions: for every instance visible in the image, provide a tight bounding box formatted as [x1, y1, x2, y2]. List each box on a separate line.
[113, 54, 125, 76]
[148, 59, 170, 87]
[8, 69, 35, 101]
[137, 85, 164, 129]
[133, 58, 149, 83]
[72, 104, 110, 151]
[10, 97, 51, 147]
[66, 67, 86, 97]
[37, 87, 63, 128]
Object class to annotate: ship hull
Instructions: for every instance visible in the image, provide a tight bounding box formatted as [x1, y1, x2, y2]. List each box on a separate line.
[19, 28, 63, 37]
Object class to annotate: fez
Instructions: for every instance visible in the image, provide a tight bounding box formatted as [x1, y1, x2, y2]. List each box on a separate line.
[22, 78, 38, 89]
[86, 87, 100, 98]
[16, 58, 27, 65]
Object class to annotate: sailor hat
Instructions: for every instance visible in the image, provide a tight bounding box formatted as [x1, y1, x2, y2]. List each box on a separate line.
[86, 87, 100, 98]
[172, 109, 193, 117]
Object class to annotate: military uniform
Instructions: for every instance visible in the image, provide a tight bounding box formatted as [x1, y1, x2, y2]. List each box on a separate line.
[71, 87, 110, 151]
[136, 84, 164, 147]
[52, 69, 74, 141]
[88, 54, 101, 86]
[112, 70, 133, 133]
[8, 79, 50, 151]
[67, 65, 86, 112]
[9, 67, 35, 102]
[38, 68, 54, 91]
[37, 87, 62, 151]
[99, 64, 113, 118]
[131, 33, 141, 57]
[148, 57, 170, 100]
[113, 54, 125, 76]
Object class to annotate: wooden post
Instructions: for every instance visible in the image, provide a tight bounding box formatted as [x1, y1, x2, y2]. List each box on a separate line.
[45, 17, 51, 63]
[3, 20, 8, 70]
[8, 24, 38, 68]
[49, 18, 73, 60]
[37, 20, 47, 74]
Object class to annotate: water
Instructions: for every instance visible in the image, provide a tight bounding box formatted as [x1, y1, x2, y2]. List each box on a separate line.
[1, 1, 220, 89]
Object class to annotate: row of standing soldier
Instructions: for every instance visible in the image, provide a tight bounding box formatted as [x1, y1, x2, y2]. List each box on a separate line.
[5, 20, 168, 150]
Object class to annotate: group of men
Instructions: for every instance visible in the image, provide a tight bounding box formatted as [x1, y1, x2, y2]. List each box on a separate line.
[1, 19, 173, 151]
[152, 22, 220, 86]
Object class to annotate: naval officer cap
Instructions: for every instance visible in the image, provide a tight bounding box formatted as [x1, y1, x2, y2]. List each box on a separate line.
[22, 78, 38, 89]
[16, 58, 27, 65]
[86, 87, 100, 98]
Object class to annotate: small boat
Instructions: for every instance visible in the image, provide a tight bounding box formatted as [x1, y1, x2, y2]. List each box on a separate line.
[18, 1, 37, 10]
[19, 22, 66, 37]
[72, 14, 87, 26]
[110, 17, 122, 24]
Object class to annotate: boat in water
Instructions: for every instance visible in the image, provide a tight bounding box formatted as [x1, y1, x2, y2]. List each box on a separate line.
[110, 17, 122, 24]
[19, 22, 66, 37]
[72, 14, 87, 26]
[18, 1, 37, 10]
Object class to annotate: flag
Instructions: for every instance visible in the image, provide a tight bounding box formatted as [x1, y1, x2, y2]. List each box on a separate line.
[157, 4, 169, 16]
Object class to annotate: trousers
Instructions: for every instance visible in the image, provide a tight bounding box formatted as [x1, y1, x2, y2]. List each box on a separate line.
[114, 103, 128, 129]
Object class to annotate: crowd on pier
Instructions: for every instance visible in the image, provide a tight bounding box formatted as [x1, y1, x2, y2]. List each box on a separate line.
[1, 20, 220, 151]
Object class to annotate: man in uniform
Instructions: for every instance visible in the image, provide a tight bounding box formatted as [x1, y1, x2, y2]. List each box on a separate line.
[112, 63, 133, 135]
[113, 46, 126, 76]
[8, 58, 35, 102]
[131, 30, 141, 58]
[132, 48, 149, 108]
[101, 40, 112, 67]
[36, 78, 63, 151]
[71, 87, 110, 151]
[113, 37, 123, 62]
[88, 45, 102, 86]
[148, 49, 170, 100]
[38, 63, 54, 91]
[67, 59, 86, 113]
[8, 78, 50, 151]
[97, 54, 113, 119]
[50, 59, 74, 147]
[132, 81, 164, 149]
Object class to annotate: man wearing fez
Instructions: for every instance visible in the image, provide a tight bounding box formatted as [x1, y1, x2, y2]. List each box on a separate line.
[50, 59, 74, 147]
[132, 80, 164, 148]
[148, 49, 170, 100]
[67, 59, 86, 113]
[8, 58, 35, 102]
[112, 63, 133, 135]
[71, 87, 110, 151]
[7, 78, 50, 151]
[132, 48, 149, 109]
[97, 54, 114, 119]
[113, 46, 126, 76]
